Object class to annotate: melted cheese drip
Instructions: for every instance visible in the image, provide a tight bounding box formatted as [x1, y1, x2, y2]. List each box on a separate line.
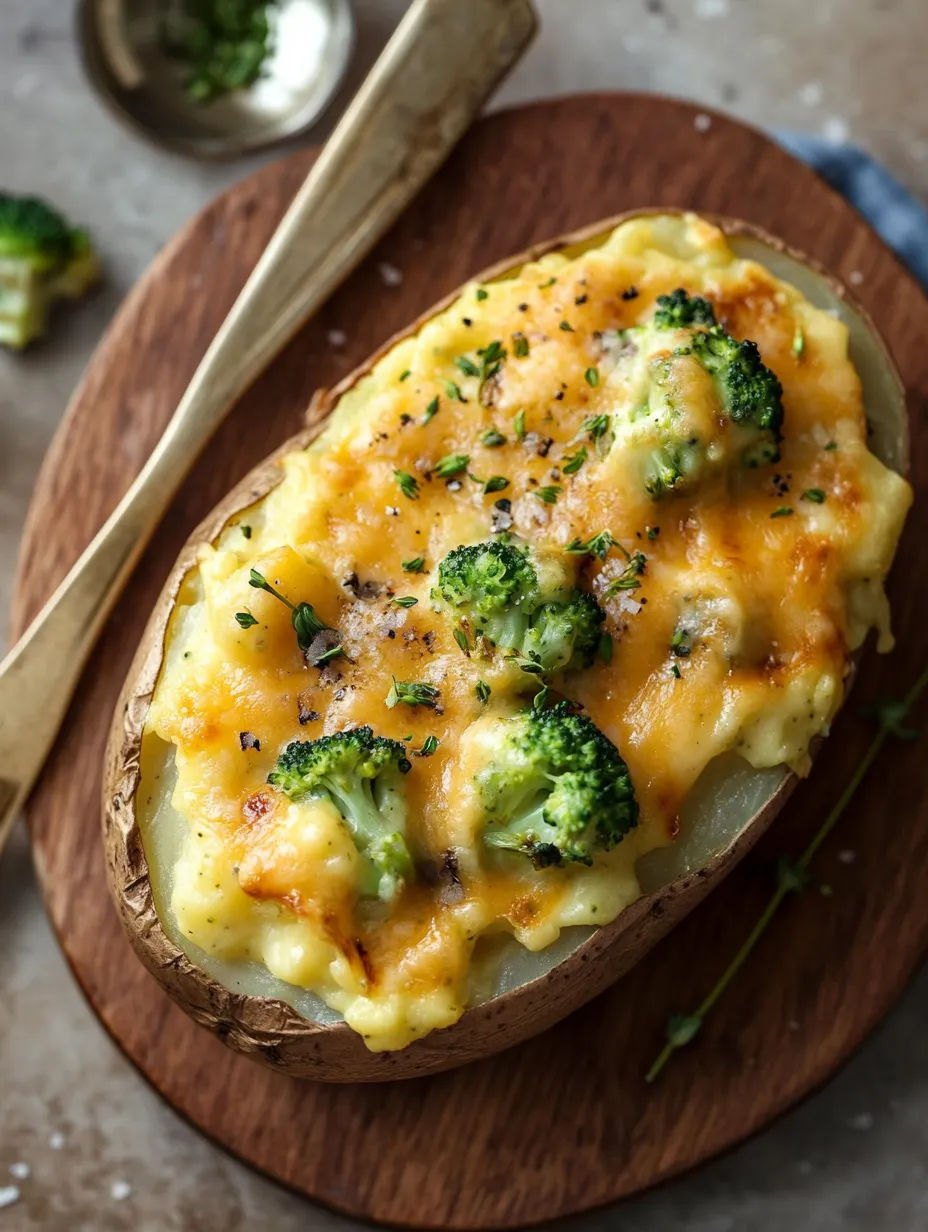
[145, 214, 911, 1050]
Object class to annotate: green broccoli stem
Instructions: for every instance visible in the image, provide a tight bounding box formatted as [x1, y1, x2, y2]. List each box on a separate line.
[644, 659, 928, 1084]
[325, 776, 388, 852]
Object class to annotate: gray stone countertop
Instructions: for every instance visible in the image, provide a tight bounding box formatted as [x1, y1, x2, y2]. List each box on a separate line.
[2, 1, 928, 1228]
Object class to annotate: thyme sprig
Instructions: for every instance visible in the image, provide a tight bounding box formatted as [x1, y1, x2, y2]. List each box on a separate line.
[645, 663, 928, 1083]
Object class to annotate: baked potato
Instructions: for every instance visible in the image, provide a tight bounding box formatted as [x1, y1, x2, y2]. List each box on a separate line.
[104, 211, 911, 1081]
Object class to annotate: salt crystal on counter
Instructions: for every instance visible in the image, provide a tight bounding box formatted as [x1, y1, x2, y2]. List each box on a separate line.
[8, 1163, 29, 1181]
[326, 329, 347, 348]
[379, 262, 403, 288]
[0, 1187, 20, 1209]
[694, 113, 712, 133]
[111, 1180, 132, 1202]
[48, 1133, 65, 1151]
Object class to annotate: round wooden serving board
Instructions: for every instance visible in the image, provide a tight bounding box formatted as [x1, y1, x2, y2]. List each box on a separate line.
[11, 95, 928, 1229]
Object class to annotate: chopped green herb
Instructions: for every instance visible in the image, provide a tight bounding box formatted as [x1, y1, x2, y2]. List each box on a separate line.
[602, 550, 647, 596]
[670, 629, 691, 657]
[475, 287, 489, 301]
[442, 379, 465, 401]
[418, 735, 439, 757]
[423, 395, 439, 423]
[248, 570, 336, 659]
[670, 663, 682, 679]
[235, 611, 258, 629]
[402, 557, 426, 573]
[559, 320, 575, 332]
[513, 409, 526, 441]
[539, 276, 557, 289]
[566, 530, 614, 560]
[394, 470, 420, 500]
[477, 340, 506, 382]
[532, 686, 552, 712]
[792, 326, 805, 358]
[803, 488, 826, 503]
[453, 628, 469, 654]
[771, 506, 794, 518]
[825, 441, 838, 451]
[512, 333, 529, 358]
[481, 429, 506, 447]
[562, 446, 588, 475]
[646, 525, 660, 541]
[392, 596, 418, 608]
[240, 524, 252, 539]
[435, 453, 470, 479]
[483, 476, 509, 494]
[386, 679, 440, 709]
[534, 485, 562, 505]
[475, 679, 491, 704]
[598, 633, 613, 664]
[580, 413, 611, 441]
[454, 355, 481, 378]
[399, 368, 411, 382]
[584, 367, 599, 388]
[313, 644, 345, 667]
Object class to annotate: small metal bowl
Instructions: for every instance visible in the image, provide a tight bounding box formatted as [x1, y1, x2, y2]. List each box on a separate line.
[77, 0, 355, 160]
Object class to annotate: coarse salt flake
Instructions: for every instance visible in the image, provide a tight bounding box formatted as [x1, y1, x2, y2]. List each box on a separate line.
[379, 262, 403, 288]
[326, 329, 347, 348]
[0, 1187, 20, 1209]
[8, 1164, 29, 1181]
[694, 113, 712, 133]
[111, 1180, 132, 1202]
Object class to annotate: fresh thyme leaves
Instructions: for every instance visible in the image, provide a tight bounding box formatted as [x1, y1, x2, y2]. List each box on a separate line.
[771, 506, 794, 518]
[240, 524, 252, 539]
[793, 326, 805, 358]
[475, 679, 491, 704]
[533, 685, 552, 712]
[478, 340, 506, 382]
[584, 367, 599, 388]
[235, 611, 258, 629]
[534, 485, 562, 505]
[539, 276, 557, 289]
[803, 488, 826, 504]
[558, 320, 575, 332]
[248, 569, 338, 661]
[423, 395, 439, 423]
[417, 735, 439, 757]
[442, 379, 465, 402]
[399, 369, 412, 382]
[602, 549, 647, 595]
[453, 627, 470, 655]
[481, 429, 507, 447]
[513, 409, 527, 441]
[512, 333, 529, 358]
[825, 441, 838, 451]
[483, 476, 510, 494]
[670, 662, 682, 679]
[575, 412, 613, 456]
[394, 470, 420, 500]
[392, 596, 418, 608]
[598, 633, 613, 664]
[475, 287, 489, 301]
[402, 557, 426, 573]
[435, 453, 470, 479]
[385, 679, 440, 709]
[454, 355, 480, 378]
[644, 662, 928, 1083]
[566, 530, 614, 561]
[562, 447, 588, 475]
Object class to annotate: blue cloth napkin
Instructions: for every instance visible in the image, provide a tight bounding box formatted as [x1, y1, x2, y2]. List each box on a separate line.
[778, 132, 928, 291]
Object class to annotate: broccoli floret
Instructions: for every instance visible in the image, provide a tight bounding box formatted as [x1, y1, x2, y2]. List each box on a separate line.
[0, 194, 100, 349]
[268, 727, 414, 901]
[652, 288, 784, 469]
[689, 329, 784, 466]
[606, 288, 784, 497]
[434, 539, 605, 674]
[478, 702, 638, 867]
[652, 287, 717, 329]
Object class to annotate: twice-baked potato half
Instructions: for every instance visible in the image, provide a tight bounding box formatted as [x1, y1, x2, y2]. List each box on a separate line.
[105, 211, 911, 1082]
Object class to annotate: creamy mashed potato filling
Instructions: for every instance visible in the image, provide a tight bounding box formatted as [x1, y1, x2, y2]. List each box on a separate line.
[144, 214, 911, 1050]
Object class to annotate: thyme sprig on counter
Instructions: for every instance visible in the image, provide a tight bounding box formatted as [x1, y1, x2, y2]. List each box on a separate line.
[644, 662, 928, 1083]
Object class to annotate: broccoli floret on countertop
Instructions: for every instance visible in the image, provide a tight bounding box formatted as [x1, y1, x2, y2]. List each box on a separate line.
[434, 539, 605, 675]
[0, 193, 101, 350]
[268, 727, 414, 901]
[478, 702, 639, 868]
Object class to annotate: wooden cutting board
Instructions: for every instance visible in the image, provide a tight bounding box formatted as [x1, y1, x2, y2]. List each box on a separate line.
[11, 94, 928, 1229]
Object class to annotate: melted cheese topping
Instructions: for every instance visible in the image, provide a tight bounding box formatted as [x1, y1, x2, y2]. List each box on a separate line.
[145, 214, 911, 1050]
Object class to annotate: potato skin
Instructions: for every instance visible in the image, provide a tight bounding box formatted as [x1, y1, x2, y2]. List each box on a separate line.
[102, 210, 906, 1082]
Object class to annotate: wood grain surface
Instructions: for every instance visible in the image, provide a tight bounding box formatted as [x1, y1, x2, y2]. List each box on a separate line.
[10, 94, 928, 1229]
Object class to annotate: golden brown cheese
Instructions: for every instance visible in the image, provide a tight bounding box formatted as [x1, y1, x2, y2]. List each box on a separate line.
[145, 214, 911, 1050]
